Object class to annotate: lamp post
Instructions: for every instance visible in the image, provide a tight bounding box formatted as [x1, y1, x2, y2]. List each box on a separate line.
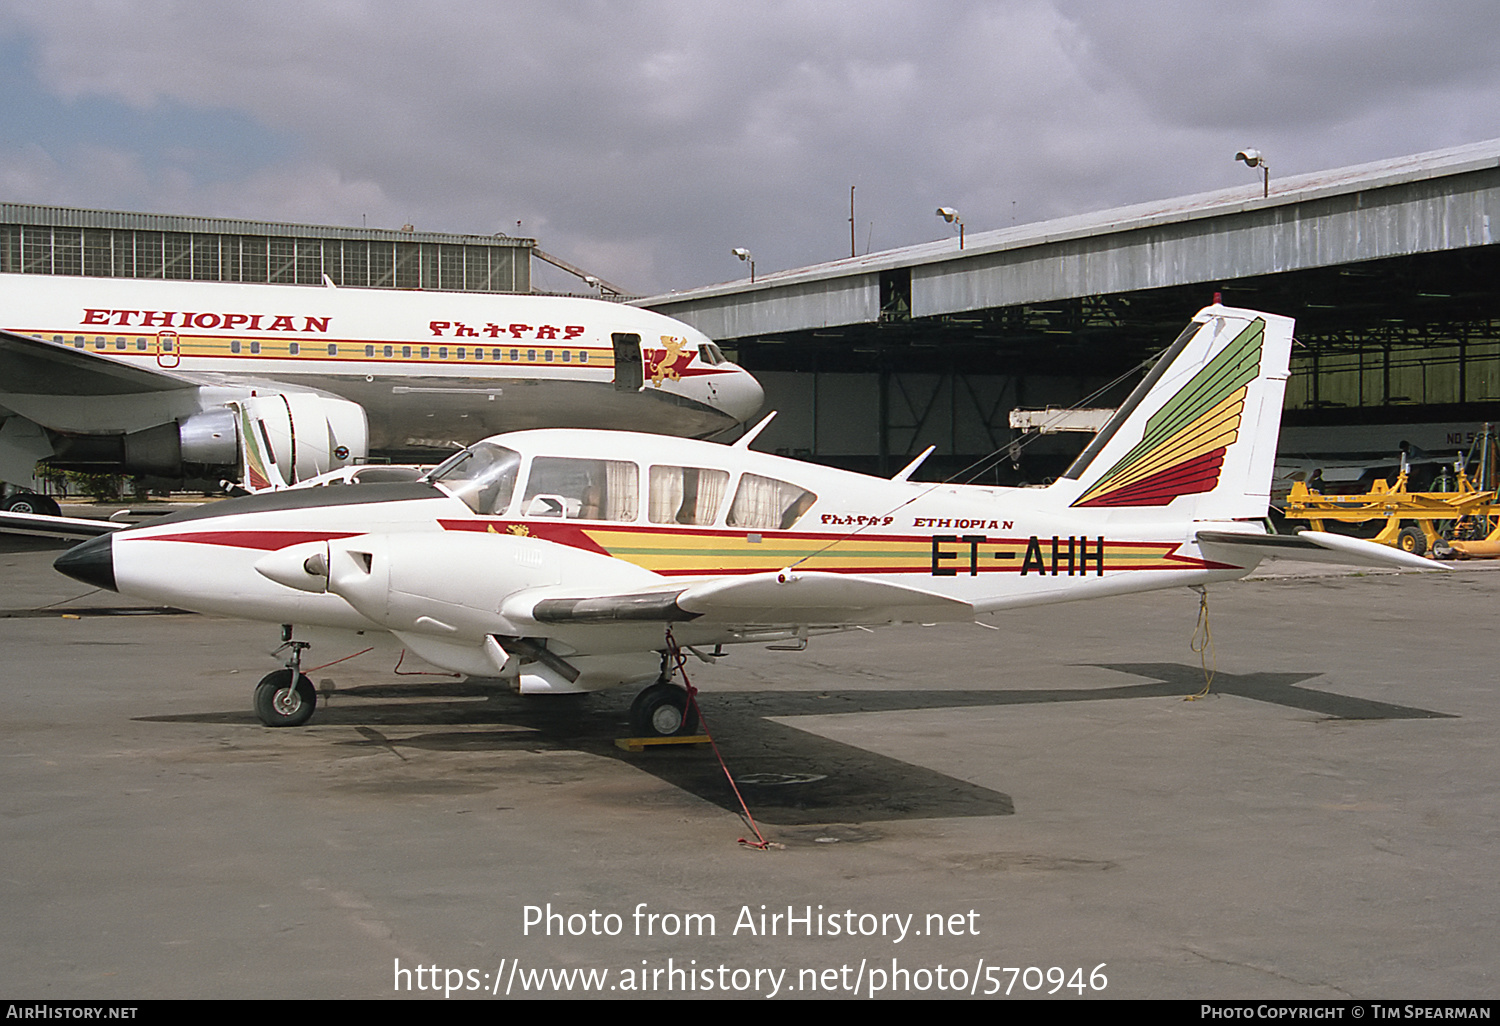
[936, 207, 964, 249]
[732, 247, 755, 283]
[1236, 149, 1270, 198]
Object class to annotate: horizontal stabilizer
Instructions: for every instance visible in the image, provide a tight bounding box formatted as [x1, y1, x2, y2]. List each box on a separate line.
[1195, 529, 1445, 572]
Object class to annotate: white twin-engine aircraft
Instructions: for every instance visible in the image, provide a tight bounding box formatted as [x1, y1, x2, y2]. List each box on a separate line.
[0, 273, 762, 510]
[54, 305, 1439, 736]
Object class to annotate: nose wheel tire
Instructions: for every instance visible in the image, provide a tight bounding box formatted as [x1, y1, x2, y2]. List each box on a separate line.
[629, 681, 699, 738]
[254, 670, 317, 727]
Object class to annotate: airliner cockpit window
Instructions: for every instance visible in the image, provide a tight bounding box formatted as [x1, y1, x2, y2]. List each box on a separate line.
[522, 457, 639, 521]
[428, 442, 522, 515]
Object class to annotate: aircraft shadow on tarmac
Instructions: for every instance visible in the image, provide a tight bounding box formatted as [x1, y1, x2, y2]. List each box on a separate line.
[134, 663, 1452, 826]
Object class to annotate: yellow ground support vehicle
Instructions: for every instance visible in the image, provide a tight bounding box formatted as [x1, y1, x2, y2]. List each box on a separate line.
[1280, 469, 1497, 557]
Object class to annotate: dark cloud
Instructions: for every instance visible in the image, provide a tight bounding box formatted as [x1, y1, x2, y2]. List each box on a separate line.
[0, 1, 1496, 295]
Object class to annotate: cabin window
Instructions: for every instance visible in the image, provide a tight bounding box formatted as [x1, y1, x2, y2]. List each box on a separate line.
[429, 442, 522, 515]
[289, 342, 301, 355]
[327, 343, 338, 356]
[649, 466, 731, 525]
[366, 344, 375, 358]
[522, 456, 638, 521]
[726, 474, 817, 531]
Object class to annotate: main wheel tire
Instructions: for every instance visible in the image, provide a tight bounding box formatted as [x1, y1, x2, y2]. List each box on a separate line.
[253, 670, 317, 727]
[629, 681, 699, 738]
[1397, 525, 1427, 556]
[2, 493, 59, 516]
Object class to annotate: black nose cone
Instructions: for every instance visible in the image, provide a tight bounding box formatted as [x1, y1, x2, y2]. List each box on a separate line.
[54, 533, 117, 592]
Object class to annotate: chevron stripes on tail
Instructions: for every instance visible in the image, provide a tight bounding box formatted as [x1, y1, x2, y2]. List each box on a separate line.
[1053, 306, 1292, 521]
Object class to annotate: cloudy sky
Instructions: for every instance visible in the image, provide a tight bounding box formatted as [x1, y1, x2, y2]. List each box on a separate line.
[0, 1, 1496, 296]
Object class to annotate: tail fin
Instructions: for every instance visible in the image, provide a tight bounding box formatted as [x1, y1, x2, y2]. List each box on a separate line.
[1051, 305, 1292, 520]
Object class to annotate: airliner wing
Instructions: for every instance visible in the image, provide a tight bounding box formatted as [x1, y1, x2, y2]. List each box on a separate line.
[1194, 529, 1444, 571]
[0, 329, 198, 395]
[526, 571, 974, 627]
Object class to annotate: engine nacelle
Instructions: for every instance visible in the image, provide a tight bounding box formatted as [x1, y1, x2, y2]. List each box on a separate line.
[118, 394, 368, 485]
[231, 394, 369, 487]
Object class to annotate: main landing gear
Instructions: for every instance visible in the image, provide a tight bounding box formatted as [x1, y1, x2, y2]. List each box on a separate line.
[626, 644, 703, 738]
[628, 679, 700, 738]
[1, 491, 61, 517]
[253, 631, 317, 728]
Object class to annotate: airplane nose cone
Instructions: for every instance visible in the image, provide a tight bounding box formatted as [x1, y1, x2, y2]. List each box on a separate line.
[725, 367, 765, 423]
[54, 533, 117, 592]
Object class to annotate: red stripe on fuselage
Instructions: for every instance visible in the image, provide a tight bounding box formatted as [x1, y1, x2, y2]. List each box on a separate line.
[139, 530, 363, 550]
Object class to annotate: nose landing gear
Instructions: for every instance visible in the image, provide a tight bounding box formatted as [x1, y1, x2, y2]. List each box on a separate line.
[254, 634, 316, 727]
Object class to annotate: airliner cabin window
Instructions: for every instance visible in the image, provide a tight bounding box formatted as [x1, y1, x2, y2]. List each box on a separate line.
[726, 474, 817, 531]
[649, 466, 731, 525]
[428, 442, 522, 515]
[522, 457, 639, 521]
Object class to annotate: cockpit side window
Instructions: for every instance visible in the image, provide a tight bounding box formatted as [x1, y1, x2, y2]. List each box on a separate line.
[428, 443, 522, 515]
[726, 473, 817, 531]
[649, 465, 731, 525]
[522, 456, 639, 521]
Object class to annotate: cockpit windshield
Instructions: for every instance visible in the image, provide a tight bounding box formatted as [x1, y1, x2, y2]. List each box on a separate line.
[426, 442, 522, 515]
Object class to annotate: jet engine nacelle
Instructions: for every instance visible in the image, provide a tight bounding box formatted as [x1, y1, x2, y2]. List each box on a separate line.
[230, 393, 369, 488]
[119, 394, 368, 485]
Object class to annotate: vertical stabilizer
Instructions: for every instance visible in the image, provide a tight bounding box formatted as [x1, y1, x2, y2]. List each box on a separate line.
[1050, 306, 1292, 521]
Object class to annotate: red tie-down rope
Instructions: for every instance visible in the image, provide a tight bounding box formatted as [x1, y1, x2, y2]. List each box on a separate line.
[663, 627, 776, 851]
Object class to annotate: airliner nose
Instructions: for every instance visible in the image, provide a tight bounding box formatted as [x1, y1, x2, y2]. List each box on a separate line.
[54, 533, 117, 592]
[725, 365, 765, 423]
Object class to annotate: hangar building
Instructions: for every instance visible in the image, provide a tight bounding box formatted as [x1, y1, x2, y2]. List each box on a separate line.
[641, 139, 1500, 482]
[0, 204, 532, 293]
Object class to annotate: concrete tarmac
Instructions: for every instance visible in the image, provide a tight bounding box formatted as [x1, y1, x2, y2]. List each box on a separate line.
[1, 535, 1496, 1000]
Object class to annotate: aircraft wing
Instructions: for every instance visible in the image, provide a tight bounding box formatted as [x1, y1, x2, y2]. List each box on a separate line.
[0, 329, 200, 395]
[526, 571, 975, 627]
[0, 509, 124, 540]
[1194, 529, 1445, 572]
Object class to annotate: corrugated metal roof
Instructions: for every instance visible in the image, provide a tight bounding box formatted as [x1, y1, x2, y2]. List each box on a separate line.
[0, 202, 535, 248]
[642, 137, 1500, 306]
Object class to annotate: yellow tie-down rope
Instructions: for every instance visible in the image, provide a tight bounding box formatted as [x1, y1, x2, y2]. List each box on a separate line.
[1185, 585, 1215, 700]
